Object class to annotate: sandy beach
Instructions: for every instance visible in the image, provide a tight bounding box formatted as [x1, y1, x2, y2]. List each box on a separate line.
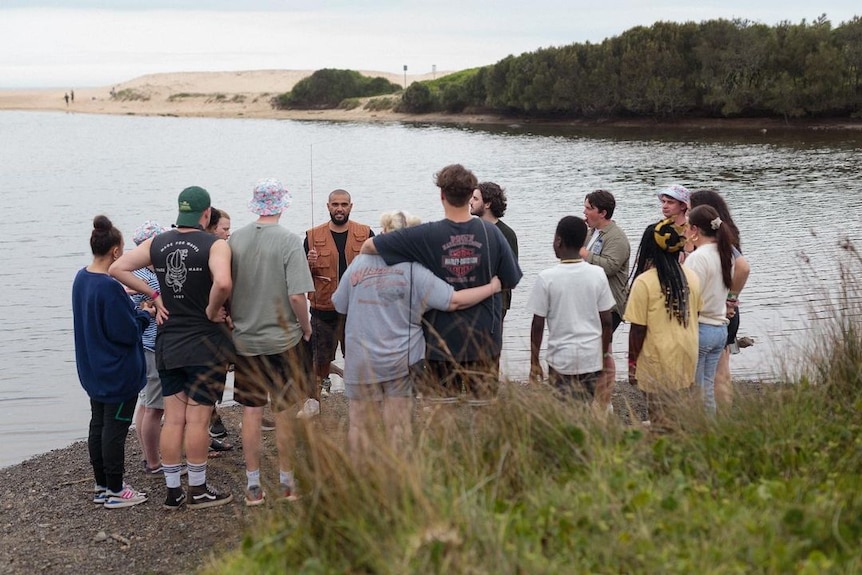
[0, 69, 494, 124]
[4, 69, 861, 131]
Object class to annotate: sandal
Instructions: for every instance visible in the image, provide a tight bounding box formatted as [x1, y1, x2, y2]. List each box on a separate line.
[209, 438, 234, 452]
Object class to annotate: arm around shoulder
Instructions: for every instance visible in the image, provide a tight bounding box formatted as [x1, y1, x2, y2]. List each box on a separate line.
[360, 237, 378, 255]
[447, 276, 501, 311]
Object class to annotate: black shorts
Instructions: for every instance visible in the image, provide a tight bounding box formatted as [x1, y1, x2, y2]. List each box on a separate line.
[159, 364, 227, 406]
[726, 309, 740, 346]
[233, 339, 313, 411]
[547, 367, 599, 403]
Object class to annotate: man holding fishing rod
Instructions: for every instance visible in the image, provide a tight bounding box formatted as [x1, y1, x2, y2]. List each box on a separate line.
[304, 189, 374, 413]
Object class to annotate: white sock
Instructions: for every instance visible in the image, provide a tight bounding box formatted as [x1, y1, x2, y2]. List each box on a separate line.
[279, 469, 294, 487]
[187, 461, 207, 487]
[246, 469, 261, 489]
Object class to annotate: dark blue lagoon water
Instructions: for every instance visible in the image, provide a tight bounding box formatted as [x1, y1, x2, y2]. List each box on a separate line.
[2, 110, 861, 467]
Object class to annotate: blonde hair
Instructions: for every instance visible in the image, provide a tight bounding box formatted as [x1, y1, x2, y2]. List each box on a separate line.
[217, 208, 230, 220]
[380, 210, 421, 233]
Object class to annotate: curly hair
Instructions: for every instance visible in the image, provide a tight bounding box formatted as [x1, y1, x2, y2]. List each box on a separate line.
[477, 181, 508, 218]
[555, 216, 587, 250]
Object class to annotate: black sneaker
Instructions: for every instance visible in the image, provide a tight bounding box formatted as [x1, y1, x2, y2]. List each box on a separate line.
[188, 483, 233, 509]
[209, 413, 227, 438]
[164, 487, 186, 510]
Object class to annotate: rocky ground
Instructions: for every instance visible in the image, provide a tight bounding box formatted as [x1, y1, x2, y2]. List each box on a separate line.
[0, 380, 761, 574]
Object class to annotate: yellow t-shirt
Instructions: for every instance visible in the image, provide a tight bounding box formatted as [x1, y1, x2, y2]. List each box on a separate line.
[624, 267, 703, 392]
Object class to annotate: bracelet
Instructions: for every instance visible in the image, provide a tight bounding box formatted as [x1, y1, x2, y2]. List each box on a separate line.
[603, 352, 613, 358]
[151, 290, 160, 300]
[628, 359, 637, 369]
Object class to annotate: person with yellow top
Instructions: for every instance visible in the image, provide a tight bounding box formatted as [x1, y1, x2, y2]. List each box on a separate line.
[624, 218, 703, 430]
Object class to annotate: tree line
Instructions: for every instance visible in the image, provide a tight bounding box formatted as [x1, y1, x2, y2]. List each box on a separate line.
[403, 16, 862, 120]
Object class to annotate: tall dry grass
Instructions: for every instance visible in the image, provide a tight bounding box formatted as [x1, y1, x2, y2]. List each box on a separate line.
[205, 243, 862, 574]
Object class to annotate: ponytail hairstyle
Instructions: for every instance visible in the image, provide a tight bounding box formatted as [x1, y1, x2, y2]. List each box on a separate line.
[689, 189, 741, 251]
[90, 215, 123, 257]
[688, 204, 733, 289]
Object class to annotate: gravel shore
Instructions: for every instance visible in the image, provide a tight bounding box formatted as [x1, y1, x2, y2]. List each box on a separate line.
[0, 380, 761, 574]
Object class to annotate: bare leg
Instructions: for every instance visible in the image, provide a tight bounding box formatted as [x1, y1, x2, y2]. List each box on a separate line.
[595, 354, 616, 413]
[242, 406, 264, 473]
[160, 394, 188, 466]
[382, 397, 412, 454]
[274, 407, 296, 474]
[140, 407, 164, 468]
[714, 348, 733, 409]
[329, 362, 344, 378]
[133, 404, 145, 461]
[184, 401, 213, 465]
[348, 400, 374, 465]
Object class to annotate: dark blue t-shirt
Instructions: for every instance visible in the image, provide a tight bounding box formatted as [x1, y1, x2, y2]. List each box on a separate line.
[373, 218, 522, 362]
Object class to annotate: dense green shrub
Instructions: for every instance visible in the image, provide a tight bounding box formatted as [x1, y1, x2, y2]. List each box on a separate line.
[272, 69, 401, 109]
[398, 82, 434, 113]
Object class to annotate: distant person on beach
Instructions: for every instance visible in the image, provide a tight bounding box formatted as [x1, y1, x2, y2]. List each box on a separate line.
[129, 220, 168, 476]
[70, 89, 75, 103]
[64, 93, 69, 106]
[72, 215, 149, 509]
[625, 219, 702, 431]
[361, 164, 522, 406]
[333, 210, 501, 462]
[528, 216, 615, 403]
[229, 179, 313, 505]
[305, 189, 374, 403]
[470, 181, 518, 322]
[684, 205, 736, 415]
[580, 189, 631, 414]
[689, 190, 750, 409]
[111, 186, 235, 510]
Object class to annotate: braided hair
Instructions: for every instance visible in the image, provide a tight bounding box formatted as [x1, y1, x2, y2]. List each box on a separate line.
[629, 218, 691, 326]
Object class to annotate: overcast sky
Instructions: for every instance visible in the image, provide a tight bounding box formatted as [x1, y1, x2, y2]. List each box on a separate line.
[1, 1, 859, 88]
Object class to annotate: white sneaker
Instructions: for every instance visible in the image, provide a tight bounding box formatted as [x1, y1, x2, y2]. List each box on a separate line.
[104, 485, 148, 509]
[297, 398, 320, 419]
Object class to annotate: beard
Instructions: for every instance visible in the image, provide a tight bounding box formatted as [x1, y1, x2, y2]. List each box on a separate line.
[330, 212, 350, 225]
[470, 204, 484, 218]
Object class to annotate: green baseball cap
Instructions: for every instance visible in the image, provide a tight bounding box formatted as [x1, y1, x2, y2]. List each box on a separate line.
[176, 186, 211, 228]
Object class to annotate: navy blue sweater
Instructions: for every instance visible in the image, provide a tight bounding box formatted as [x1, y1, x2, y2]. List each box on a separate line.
[72, 268, 149, 403]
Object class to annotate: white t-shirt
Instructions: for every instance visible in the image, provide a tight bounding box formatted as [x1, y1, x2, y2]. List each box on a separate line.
[685, 243, 731, 326]
[526, 261, 615, 375]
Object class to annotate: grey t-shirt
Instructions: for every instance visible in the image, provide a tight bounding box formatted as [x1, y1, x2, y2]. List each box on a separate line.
[229, 222, 314, 356]
[332, 254, 453, 384]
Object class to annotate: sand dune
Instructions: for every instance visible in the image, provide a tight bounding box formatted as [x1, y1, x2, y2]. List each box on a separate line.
[0, 69, 469, 123]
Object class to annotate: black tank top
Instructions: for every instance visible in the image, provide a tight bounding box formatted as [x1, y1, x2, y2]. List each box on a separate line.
[151, 229, 234, 368]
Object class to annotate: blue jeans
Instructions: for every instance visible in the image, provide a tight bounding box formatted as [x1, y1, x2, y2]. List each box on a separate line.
[696, 323, 728, 415]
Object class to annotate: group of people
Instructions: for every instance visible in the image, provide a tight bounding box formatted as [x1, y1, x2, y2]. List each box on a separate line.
[525, 183, 749, 427]
[71, 163, 747, 511]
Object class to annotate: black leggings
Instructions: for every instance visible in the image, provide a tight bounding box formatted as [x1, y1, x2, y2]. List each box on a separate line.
[88, 398, 136, 493]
